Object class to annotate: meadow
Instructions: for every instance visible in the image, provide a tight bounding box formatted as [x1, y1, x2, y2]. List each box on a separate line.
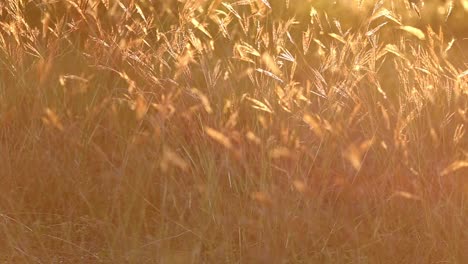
[0, 0, 467, 262]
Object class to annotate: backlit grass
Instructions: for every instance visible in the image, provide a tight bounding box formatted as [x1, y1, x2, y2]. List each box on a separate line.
[0, 0, 467, 262]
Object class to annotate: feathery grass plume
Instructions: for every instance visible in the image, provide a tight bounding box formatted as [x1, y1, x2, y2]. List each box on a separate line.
[292, 180, 307, 193]
[205, 126, 233, 149]
[246, 131, 261, 145]
[392, 191, 422, 201]
[453, 124, 465, 145]
[224, 110, 239, 130]
[328, 33, 346, 44]
[399, 25, 426, 40]
[190, 88, 213, 114]
[258, 0, 271, 9]
[251, 191, 271, 205]
[42, 108, 64, 131]
[221, 2, 241, 20]
[303, 114, 324, 138]
[2, 0, 468, 261]
[191, 17, 212, 39]
[269, 146, 292, 159]
[344, 139, 374, 171]
[440, 161, 468, 176]
[261, 52, 281, 75]
[370, 7, 402, 25]
[245, 96, 274, 113]
[302, 26, 312, 55]
[160, 147, 189, 172]
[134, 94, 148, 121]
[365, 21, 388, 37]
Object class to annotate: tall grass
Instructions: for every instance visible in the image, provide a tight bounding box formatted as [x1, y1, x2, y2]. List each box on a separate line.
[0, 0, 467, 262]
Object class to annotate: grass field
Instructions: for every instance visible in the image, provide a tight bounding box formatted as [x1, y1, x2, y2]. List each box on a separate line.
[0, 0, 467, 262]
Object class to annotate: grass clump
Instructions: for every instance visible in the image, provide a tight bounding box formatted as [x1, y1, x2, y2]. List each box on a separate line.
[0, 0, 467, 263]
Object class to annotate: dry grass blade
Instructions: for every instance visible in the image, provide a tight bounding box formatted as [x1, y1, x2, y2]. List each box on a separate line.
[309, 6, 319, 24]
[245, 96, 274, 113]
[366, 22, 388, 36]
[385, 44, 408, 60]
[328, 33, 346, 44]
[410, 3, 421, 18]
[135, 4, 147, 22]
[445, 0, 454, 22]
[191, 18, 212, 38]
[222, 2, 241, 19]
[259, 0, 271, 9]
[256, 68, 284, 83]
[381, 8, 402, 25]
[236, 41, 261, 57]
[444, 38, 456, 55]
[279, 48, 295, 62]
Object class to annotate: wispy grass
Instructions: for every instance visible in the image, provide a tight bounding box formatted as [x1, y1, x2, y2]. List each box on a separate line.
[0, 0, 467, 262]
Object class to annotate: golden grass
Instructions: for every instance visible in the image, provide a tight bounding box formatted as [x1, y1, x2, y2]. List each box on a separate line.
[0, 0, 467, 262]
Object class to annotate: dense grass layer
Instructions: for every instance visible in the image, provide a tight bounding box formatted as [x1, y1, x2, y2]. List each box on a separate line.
[0, 0, 467, 262]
